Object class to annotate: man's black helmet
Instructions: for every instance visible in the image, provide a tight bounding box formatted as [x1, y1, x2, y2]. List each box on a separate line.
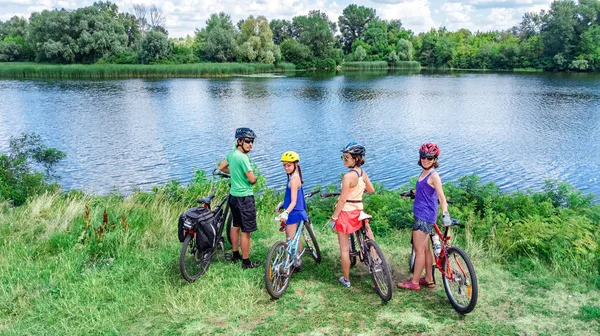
[235, 127, 256, 139]
[341, 142, 366, 156]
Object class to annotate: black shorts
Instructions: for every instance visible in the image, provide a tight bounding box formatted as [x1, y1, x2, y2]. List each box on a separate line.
[229, 195, 257, 233]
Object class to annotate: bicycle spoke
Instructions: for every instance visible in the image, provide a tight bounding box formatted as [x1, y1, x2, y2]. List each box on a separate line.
[442, 246, 478, 314]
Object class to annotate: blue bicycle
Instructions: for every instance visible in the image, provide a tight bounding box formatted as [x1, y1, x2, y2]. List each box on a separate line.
[264, 190, 321, 299]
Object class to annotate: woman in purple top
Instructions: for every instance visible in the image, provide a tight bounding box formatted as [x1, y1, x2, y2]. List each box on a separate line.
[398, 143, 452, 290]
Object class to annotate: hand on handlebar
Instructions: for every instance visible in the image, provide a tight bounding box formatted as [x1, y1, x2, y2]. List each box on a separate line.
[274, 210, 288, 222]
[400, 190, 415, 199]
[442, 210, 452, 226]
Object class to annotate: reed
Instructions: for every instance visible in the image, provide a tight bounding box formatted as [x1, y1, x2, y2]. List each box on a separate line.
[342, 61, 388, 70]
[0, 62, 284, 79]
[390, 61, 422, 70]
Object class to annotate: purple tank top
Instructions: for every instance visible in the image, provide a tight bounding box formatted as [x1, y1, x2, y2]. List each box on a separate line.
[413, 171, 438, 224]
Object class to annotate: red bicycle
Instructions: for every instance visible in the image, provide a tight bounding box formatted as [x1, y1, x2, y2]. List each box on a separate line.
[402, 190, 478, 314]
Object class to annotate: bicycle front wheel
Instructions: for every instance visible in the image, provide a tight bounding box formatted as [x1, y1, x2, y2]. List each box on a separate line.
[366, 240, 393, 302]
[303, 220, 321, 263]
[349, 234, 357, 267]
[264, 241, 292, 299]
[442, 246, 478, 314]
[180, 234, 211, 282]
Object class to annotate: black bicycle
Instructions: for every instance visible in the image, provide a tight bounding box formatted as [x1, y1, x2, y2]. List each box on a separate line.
[322, 192, 393, 302]
[179, 169, 233, 282]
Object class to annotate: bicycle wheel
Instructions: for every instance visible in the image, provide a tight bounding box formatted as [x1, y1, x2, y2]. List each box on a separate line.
[264, 241, 292, 299]
[225, 212, 233, 246]
[303, 220, 321, 263]
[180, 234, 211, 282]
[409, 246, 415, 273]
[442, 246, 478, 314]
[366, 240, 393, 302]
[349, 234, 357, 267]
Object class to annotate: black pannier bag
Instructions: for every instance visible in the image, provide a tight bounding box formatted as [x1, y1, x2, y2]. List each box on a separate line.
[178, 207, 217, 251]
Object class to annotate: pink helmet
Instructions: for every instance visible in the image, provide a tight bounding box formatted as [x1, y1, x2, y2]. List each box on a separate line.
[419, 142, 440, 158]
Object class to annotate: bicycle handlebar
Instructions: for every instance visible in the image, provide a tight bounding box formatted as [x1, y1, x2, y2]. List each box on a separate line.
[321, 192, 340, 198]
[212, 168, 230, 179]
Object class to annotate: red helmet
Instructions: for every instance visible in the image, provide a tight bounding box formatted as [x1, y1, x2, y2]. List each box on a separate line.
[419, 142, 440, 158]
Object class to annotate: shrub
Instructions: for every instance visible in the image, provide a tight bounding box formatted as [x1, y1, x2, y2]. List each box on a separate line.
[0, 132, 66, 206]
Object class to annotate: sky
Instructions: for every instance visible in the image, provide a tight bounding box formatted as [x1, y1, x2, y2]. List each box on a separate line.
[1, 0, 554, 38]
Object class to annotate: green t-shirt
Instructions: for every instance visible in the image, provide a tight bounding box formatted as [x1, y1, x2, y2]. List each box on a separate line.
[226, 148, 254, 197]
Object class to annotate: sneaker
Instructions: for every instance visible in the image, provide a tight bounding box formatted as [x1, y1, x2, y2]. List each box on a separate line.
[230, 253, 242, 264]
[294, 257, 303, 272]
[242, 260, 261, 270]
[419, 277, 435, 288]
[338, 276, 351, 288]
[397, 280, 420, 290]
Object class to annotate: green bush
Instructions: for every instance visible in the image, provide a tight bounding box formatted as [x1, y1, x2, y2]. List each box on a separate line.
[0, 132, 66, 206]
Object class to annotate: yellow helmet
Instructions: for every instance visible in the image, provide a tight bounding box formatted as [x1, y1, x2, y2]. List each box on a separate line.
[280, 151, 300, 162]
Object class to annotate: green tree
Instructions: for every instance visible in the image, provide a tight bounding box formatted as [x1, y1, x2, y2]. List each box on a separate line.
[0, 16, 28, 39]
[196, 12, 238, 62]
[363, 19, 388, 56]
[396, 38, 413, 61]
[292, 10, 336, 57]
[353, 45, 367, 61]
[269, 19, 293, 45]
[279, 38, 312, 65]
[542, 0, 578, 64]
[237, 15, 275, 64]
[138, 29, 170, 64]
[338, 4, 377, 53]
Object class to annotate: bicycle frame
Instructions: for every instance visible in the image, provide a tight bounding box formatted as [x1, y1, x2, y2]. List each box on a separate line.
[278, 220, 306, 274]
[432, 223, 465, 283]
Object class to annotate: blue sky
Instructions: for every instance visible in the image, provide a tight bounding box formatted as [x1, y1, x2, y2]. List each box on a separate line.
[1, 0, 554, 38]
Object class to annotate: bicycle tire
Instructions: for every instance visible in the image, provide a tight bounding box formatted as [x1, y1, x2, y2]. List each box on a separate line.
[366, 240, 393, 302]
[409, 246, 415, 273]
[180, 234, 211, 282]
[225, 212, 233, 246]
[349, 234, 357, 267]
[442, 246, 478, 314]
[303, 220, 321, 263]
[264, 241, 292, 299]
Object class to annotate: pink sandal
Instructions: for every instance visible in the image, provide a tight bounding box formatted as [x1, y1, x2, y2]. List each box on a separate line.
[397, 280, 420, 290]
[419, 277, 435, 288]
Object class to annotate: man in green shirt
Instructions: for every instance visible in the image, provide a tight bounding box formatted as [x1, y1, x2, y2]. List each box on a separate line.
[218, 127, 260, 269]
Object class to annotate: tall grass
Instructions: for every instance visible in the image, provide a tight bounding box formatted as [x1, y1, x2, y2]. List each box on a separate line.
[342, 61, 389, 70]
[0, 62, 285, 79]
[390, 61, 422, 70]
[0, 173, 598, 334]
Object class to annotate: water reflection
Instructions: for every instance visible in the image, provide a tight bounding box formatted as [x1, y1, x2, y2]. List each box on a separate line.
[0, 72, 599, 198]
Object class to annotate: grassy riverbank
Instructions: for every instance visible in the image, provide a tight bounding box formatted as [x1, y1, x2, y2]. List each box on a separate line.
[0, 62, 296, 79]
[0, 175, 598, 335]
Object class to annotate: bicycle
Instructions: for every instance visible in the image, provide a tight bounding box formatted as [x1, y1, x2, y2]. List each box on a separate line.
[401, 190, 478, 314]
[321, 192, 393, 302]
[179, 169, 233, 282]
[264, 190, 322, 299]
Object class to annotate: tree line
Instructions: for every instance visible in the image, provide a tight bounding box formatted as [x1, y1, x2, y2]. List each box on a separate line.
[1, 0, 599, 71]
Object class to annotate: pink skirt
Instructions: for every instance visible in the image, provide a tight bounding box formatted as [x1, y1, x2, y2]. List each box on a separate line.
[333, 210, 363, 234]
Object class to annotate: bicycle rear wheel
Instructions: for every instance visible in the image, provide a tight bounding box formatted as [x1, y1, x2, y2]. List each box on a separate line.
[303, 220, 321, 263]
[366, 240, 393, 302]
[442, 246, 478, 314]
[180, 234, 211, 282]
[264, 241, 292, 299]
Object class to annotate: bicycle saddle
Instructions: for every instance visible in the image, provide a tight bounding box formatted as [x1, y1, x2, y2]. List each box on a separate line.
[197, 195, 216, 205]
[358, 211, 372, 221]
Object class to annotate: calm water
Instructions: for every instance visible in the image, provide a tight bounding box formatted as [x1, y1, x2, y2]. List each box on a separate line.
[1, 70, 599, 197]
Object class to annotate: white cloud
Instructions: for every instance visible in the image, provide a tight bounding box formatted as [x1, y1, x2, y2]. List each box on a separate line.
[440, 2, 473, 24]
[376, 0, 437, 33]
